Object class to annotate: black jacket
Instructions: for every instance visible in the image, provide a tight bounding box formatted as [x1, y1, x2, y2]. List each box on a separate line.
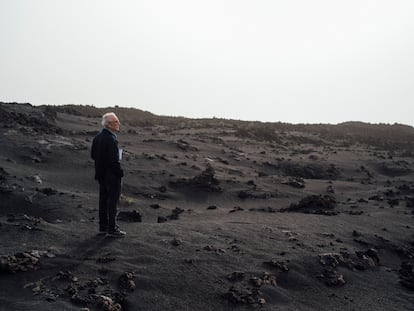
[91, 128, 124, 181]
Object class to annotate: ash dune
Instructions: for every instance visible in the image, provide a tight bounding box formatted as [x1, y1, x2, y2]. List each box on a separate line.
[0, 102, 414, 311]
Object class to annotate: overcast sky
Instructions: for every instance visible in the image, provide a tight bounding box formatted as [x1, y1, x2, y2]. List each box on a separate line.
[1, 0, 413, 125]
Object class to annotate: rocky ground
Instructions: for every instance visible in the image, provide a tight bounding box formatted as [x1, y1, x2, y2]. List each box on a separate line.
[0, 102, 413, 310]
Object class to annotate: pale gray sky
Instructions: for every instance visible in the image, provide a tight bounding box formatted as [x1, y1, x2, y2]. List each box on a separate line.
[1, 0, 413, 125]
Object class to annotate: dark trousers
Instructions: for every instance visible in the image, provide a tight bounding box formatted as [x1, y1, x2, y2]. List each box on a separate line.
[98, 172, 121, 231]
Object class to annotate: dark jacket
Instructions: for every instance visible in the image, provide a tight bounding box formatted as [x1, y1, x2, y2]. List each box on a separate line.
[91, 128, 124, 181]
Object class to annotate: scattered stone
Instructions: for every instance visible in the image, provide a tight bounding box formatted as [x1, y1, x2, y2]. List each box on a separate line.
[398, 184, 414, 194]
[247, 180, 256, 187]
[249, 206, 277, 213]
[171, 237, 183, 246]
[406, 197, 414, 208]
[171, 207, 185, 216]
[354, 249, 380, 270]
[0, 167, 9, 182]
[281, 195, 337, 215]
[250, 272, 277, 287]
[352, 230, 362, 237]
[0, 184, 13, 194]
[170, 163, 222, 192]
[207, 205, 217, 210]
[223, 286, 265, 306]
[319, 253, 343, 268]
[159, 185, 167, 193]
[369, 195, 384, 201]
[227, 271, 245, 282]
[38, 187, 58, 195]
[281, 177, 305, 188]
[0, 251, 41, 273]
[30, 175, 43, 184]
[377, 163, 411, 177]
[318, 268, 346, 286]
[399, 262, 414, 290]
[238, 190, 272, 199]
[175, 139, 198, 152]
[157, 216, 168, 223]
[117, 210, 142, 222]
[70, 293, 91, 305]
[319, 248, 380, 275]
[388, 199, 399, 207]
[264, 258, 289, 271]
[184, 258, 194, 264]
[326, 185, 335, 194]
[119, 272, 136, 292]
[229, 206, 244, 213]
[94, 295, 122, 311]
[203, 245, 225, 254]
[55, 270, 78, 282]
[163, 207, 186, 221]
[277, 161, 341, 180]
[228, 245, 244, 254]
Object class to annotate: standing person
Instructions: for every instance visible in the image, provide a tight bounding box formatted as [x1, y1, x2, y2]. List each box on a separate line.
[91, 112, 126, 237]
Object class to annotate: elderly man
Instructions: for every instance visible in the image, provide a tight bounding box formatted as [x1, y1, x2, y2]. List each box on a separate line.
[91, 112, 126, 237]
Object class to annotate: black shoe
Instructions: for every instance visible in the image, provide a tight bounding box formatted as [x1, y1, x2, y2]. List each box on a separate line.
[107, 228, 126, 238]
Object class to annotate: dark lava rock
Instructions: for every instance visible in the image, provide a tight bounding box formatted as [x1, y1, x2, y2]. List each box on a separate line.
[249, 206, 277, 213]
[0, 251, 41, 273]
[117, 210, 142, 222]
[398, 184, 414, 195]
[388, 199, 399, 207]
[38, 187, 58, 195]
[0, 103, 62, 134]
[229, 206, 244, 213]
[281, 195, 338, 215]
[318, 268, 345, 286]
[377, 162, 412, 177]
[0, 167, 9, 182]
[169, 164, 222, 192]
[405, 197, 414, 208]
[175, 139, 199, 152]
[264, 259, 289, 271]
[119, 272, 136, 292]
[227, 271, 245, 282]
[399, 262, 414, 290]
[167, 207, 185, 220]
[158, 186, 167, 193]
[319, 249, 380, 272]
[249, 272, 277, 287]
[94, 295, 122, 311]
[171, 237, 183, 246]
[281, 177, 305, 188]
[223, 286, 266, 306]
[238, 190, 273, 199]
[278, 161, 341, 180]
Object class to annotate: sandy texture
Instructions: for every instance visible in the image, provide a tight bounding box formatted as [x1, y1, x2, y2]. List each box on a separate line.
[0, 102, 414, 311]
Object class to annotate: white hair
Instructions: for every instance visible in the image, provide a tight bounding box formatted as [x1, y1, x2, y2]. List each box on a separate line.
[101, 112, 117, 127]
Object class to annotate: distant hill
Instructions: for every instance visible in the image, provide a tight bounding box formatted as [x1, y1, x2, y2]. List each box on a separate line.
[1, 102, 414, 152]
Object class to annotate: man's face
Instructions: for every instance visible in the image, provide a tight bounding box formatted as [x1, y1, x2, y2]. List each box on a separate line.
[107, 116, 120, 132]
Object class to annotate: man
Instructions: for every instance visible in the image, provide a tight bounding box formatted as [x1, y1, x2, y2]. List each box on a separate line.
[91, 112, 126, 237]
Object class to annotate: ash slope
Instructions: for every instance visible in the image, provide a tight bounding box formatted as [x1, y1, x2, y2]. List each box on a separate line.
[0, 102, 414, 311]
